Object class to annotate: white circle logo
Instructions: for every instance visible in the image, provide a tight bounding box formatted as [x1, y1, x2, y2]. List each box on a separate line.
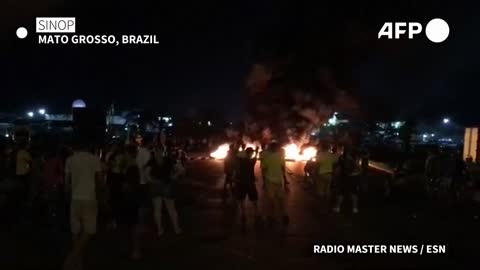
[425, 18, 449, 43]
[16, 27, 28, 39]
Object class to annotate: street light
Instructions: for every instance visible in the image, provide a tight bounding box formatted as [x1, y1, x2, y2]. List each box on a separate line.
[443, 118, 450, 124]
[38, 108, 46, 115]
[27, 111, 34, 118]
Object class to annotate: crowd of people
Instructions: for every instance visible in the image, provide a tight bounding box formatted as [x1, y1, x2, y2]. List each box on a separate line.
[423, 148, 473, 200]
[223, 140, 478, 223]
[1, 134, 479, 269]
[223, 142, 289, 230]
[221, 141, 369, 231]
[0, 134, 187, 269]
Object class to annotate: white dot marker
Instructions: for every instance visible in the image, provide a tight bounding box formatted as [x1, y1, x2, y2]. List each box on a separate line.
[425, 18, 449, 43]
[16, 27, 28, 39]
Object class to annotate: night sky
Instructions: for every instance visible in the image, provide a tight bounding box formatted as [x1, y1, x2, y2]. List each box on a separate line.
[1, 1, 479, 123]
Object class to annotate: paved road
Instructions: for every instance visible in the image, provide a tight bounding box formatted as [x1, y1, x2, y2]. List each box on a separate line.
[1, 160, 479, 269]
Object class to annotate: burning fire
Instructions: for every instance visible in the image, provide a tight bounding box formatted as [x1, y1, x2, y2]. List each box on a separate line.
[210, 142, 316, 161]
[210, 143, 261, 160]
[283, 144, 317, 161]
[210, 143, 230, 159]
[302, 146, 318, 161]
[283, 144, 301, 161]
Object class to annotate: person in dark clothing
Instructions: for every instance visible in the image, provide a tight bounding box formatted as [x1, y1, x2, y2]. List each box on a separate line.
[235, 147, 259, 222]
[43, 148, 65, 230]
[425, 149, 442, 180]
[223, 143, 237, 195]
[147, 147, 184, 236]
[450, 151, 469, 200]
[106, 144, 127, 228]
[119, 145, 142, 259]
[333, 147, 360, 214]
[425, 148, 446, 197]
[359, 147, 369, 193]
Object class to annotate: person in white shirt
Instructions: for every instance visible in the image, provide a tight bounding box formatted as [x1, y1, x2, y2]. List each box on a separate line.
[135, 135, 152, 212]
[63, 144, 102, 270]
[136, 145, 151, 185]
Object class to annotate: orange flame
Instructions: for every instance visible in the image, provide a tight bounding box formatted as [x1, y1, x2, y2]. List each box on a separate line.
[283, 144, 317, 161]
[211, 142, 316, 161]
[210, 143, 230, 159]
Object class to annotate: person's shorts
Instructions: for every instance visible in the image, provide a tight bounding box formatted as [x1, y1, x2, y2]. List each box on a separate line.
[265, 182, 285, 200]
[235, 182, 258, 201]
[70, 200, 97, 235]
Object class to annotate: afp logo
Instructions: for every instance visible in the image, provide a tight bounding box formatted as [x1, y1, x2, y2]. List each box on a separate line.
[378, 18, 449, 43]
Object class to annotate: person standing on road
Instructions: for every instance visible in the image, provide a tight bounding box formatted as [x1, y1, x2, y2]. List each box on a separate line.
[260, 142, 289, 229]
[425, 149, 440, 180]
[425, 149, 442, 195]
[135, 134, 151, 187]
[359, 147, 370, 193]
[332, 146, 360, 214]
[235, 147, 260, 223]
[28, 146, 45, 208]
[120, 145, 143, 259]
[106, 143, 127, 228]
[63, 142, 103, 270]
[450, 150, 468, 201]
[135, 135, 152, 213]
[223, 143, 237, 197]
[44, 148, 65, 230]
[146, 146, 184, 236]
[315, 143, 337, 201]
[15, 141, 32, 205]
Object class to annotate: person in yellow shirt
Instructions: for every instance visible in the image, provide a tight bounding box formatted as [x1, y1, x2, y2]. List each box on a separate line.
[15, 142, 32, 204]
[260, 142, 288, 228]
[315, 143, 338, 200]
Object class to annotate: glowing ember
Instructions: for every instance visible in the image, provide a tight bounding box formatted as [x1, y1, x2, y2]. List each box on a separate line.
[210, 143, 230, 159]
